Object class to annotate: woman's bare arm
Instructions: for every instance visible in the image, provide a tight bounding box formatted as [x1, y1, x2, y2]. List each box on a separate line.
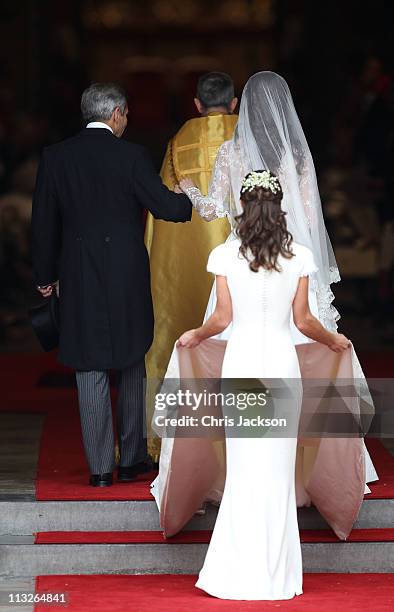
[292, 277, 350, 352]
[177, 276, 232, 348]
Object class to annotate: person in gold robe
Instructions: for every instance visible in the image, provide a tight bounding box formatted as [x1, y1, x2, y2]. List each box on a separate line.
[145, 72, 238, 460]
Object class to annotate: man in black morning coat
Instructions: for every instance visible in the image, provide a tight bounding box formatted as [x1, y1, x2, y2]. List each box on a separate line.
[32, 83, 192, 487]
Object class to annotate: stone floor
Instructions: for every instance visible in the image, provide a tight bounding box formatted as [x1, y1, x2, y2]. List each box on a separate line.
[0, 414, 43, 501]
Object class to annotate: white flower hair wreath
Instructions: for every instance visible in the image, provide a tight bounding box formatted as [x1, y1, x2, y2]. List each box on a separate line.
[241, 170, 281, 196]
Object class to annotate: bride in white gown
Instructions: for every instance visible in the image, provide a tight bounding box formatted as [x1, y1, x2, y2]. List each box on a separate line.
[151, 72, 377, 522]
[177, 170, 351, 600]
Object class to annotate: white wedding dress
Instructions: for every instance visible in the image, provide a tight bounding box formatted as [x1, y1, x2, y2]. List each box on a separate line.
[194, 239, 314, 600]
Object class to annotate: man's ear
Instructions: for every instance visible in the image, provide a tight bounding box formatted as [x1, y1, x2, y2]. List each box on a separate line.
[194, 98, 204, 115]
[229, 97, 238, 114]
[113, 107, 122, 122]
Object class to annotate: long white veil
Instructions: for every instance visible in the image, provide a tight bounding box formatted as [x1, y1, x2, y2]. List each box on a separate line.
[230, 71, 340, 331]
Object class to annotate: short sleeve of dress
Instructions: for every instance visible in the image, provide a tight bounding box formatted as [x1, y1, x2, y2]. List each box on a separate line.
[299, 246, 319, 277]
[207, 244, 227, 276]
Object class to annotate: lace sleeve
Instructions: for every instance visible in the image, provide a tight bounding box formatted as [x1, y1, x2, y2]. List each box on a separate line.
[183, 143, 231, 221]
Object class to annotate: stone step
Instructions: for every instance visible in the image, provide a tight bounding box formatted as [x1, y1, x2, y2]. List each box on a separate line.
[1, 537, 393, 577]
[0, 577, 35, 612]
[1, 498, 393, 535]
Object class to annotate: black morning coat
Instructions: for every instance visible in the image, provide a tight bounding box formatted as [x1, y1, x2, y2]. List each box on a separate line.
[31, 127, 192, 371]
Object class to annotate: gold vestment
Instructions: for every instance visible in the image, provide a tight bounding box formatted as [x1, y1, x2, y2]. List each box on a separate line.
[145, 113, 237, 460]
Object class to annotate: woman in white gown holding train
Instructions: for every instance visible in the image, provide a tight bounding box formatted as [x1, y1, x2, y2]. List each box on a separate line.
[176, 169, 350, 600]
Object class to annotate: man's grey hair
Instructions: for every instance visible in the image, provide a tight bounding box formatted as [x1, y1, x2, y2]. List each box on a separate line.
[81, 83, 127, 124]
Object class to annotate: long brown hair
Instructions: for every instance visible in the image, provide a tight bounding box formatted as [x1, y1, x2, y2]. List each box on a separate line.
[235, 172, 294, 272]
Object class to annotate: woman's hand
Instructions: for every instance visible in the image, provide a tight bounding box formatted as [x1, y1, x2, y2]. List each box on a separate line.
[179, 178, 196, 192]
[173, 184, 182, 193]
[328, 333, 351, 353]
[177, 329, 201, 349]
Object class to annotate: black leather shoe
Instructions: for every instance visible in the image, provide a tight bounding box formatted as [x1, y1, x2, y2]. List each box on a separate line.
[118, 460, 153, 483]
[89, 473, 113, 487]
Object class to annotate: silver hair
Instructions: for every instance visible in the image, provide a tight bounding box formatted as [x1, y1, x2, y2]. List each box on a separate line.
[81, 83, 127, 123]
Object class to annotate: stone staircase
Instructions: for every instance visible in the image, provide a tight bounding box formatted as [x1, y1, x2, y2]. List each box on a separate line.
[1, 498, 393, 579]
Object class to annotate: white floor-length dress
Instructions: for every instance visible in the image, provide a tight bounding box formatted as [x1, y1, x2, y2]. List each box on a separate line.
[194, 238, 316, 600]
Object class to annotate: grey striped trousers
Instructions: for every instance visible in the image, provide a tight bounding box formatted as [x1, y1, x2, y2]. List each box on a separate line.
[75, 361, 148, 475]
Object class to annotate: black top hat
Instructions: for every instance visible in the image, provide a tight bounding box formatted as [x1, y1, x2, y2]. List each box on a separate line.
[28, 292, 60, 352]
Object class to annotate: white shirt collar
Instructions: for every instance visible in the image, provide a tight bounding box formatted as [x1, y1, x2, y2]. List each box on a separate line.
[86, 121, 113, 133]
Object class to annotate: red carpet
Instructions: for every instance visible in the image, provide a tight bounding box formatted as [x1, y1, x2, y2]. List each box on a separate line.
[0, 352, 393, 502]
[34, 424, 394, 501]
[35, 530, 213, 545]
[34, 528, 394, 545]
[35, 395, 156, 501]
[34, 574, 394, 611]
[365, 438, 394, 499]
[32, 400, 394, 502]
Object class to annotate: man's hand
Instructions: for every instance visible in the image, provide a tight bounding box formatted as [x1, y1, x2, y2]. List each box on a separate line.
[173, 184, 183, 194]
[179, 178, 196, 192]
[37, 281, 58, 298]
[177, 329, 201, 349]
